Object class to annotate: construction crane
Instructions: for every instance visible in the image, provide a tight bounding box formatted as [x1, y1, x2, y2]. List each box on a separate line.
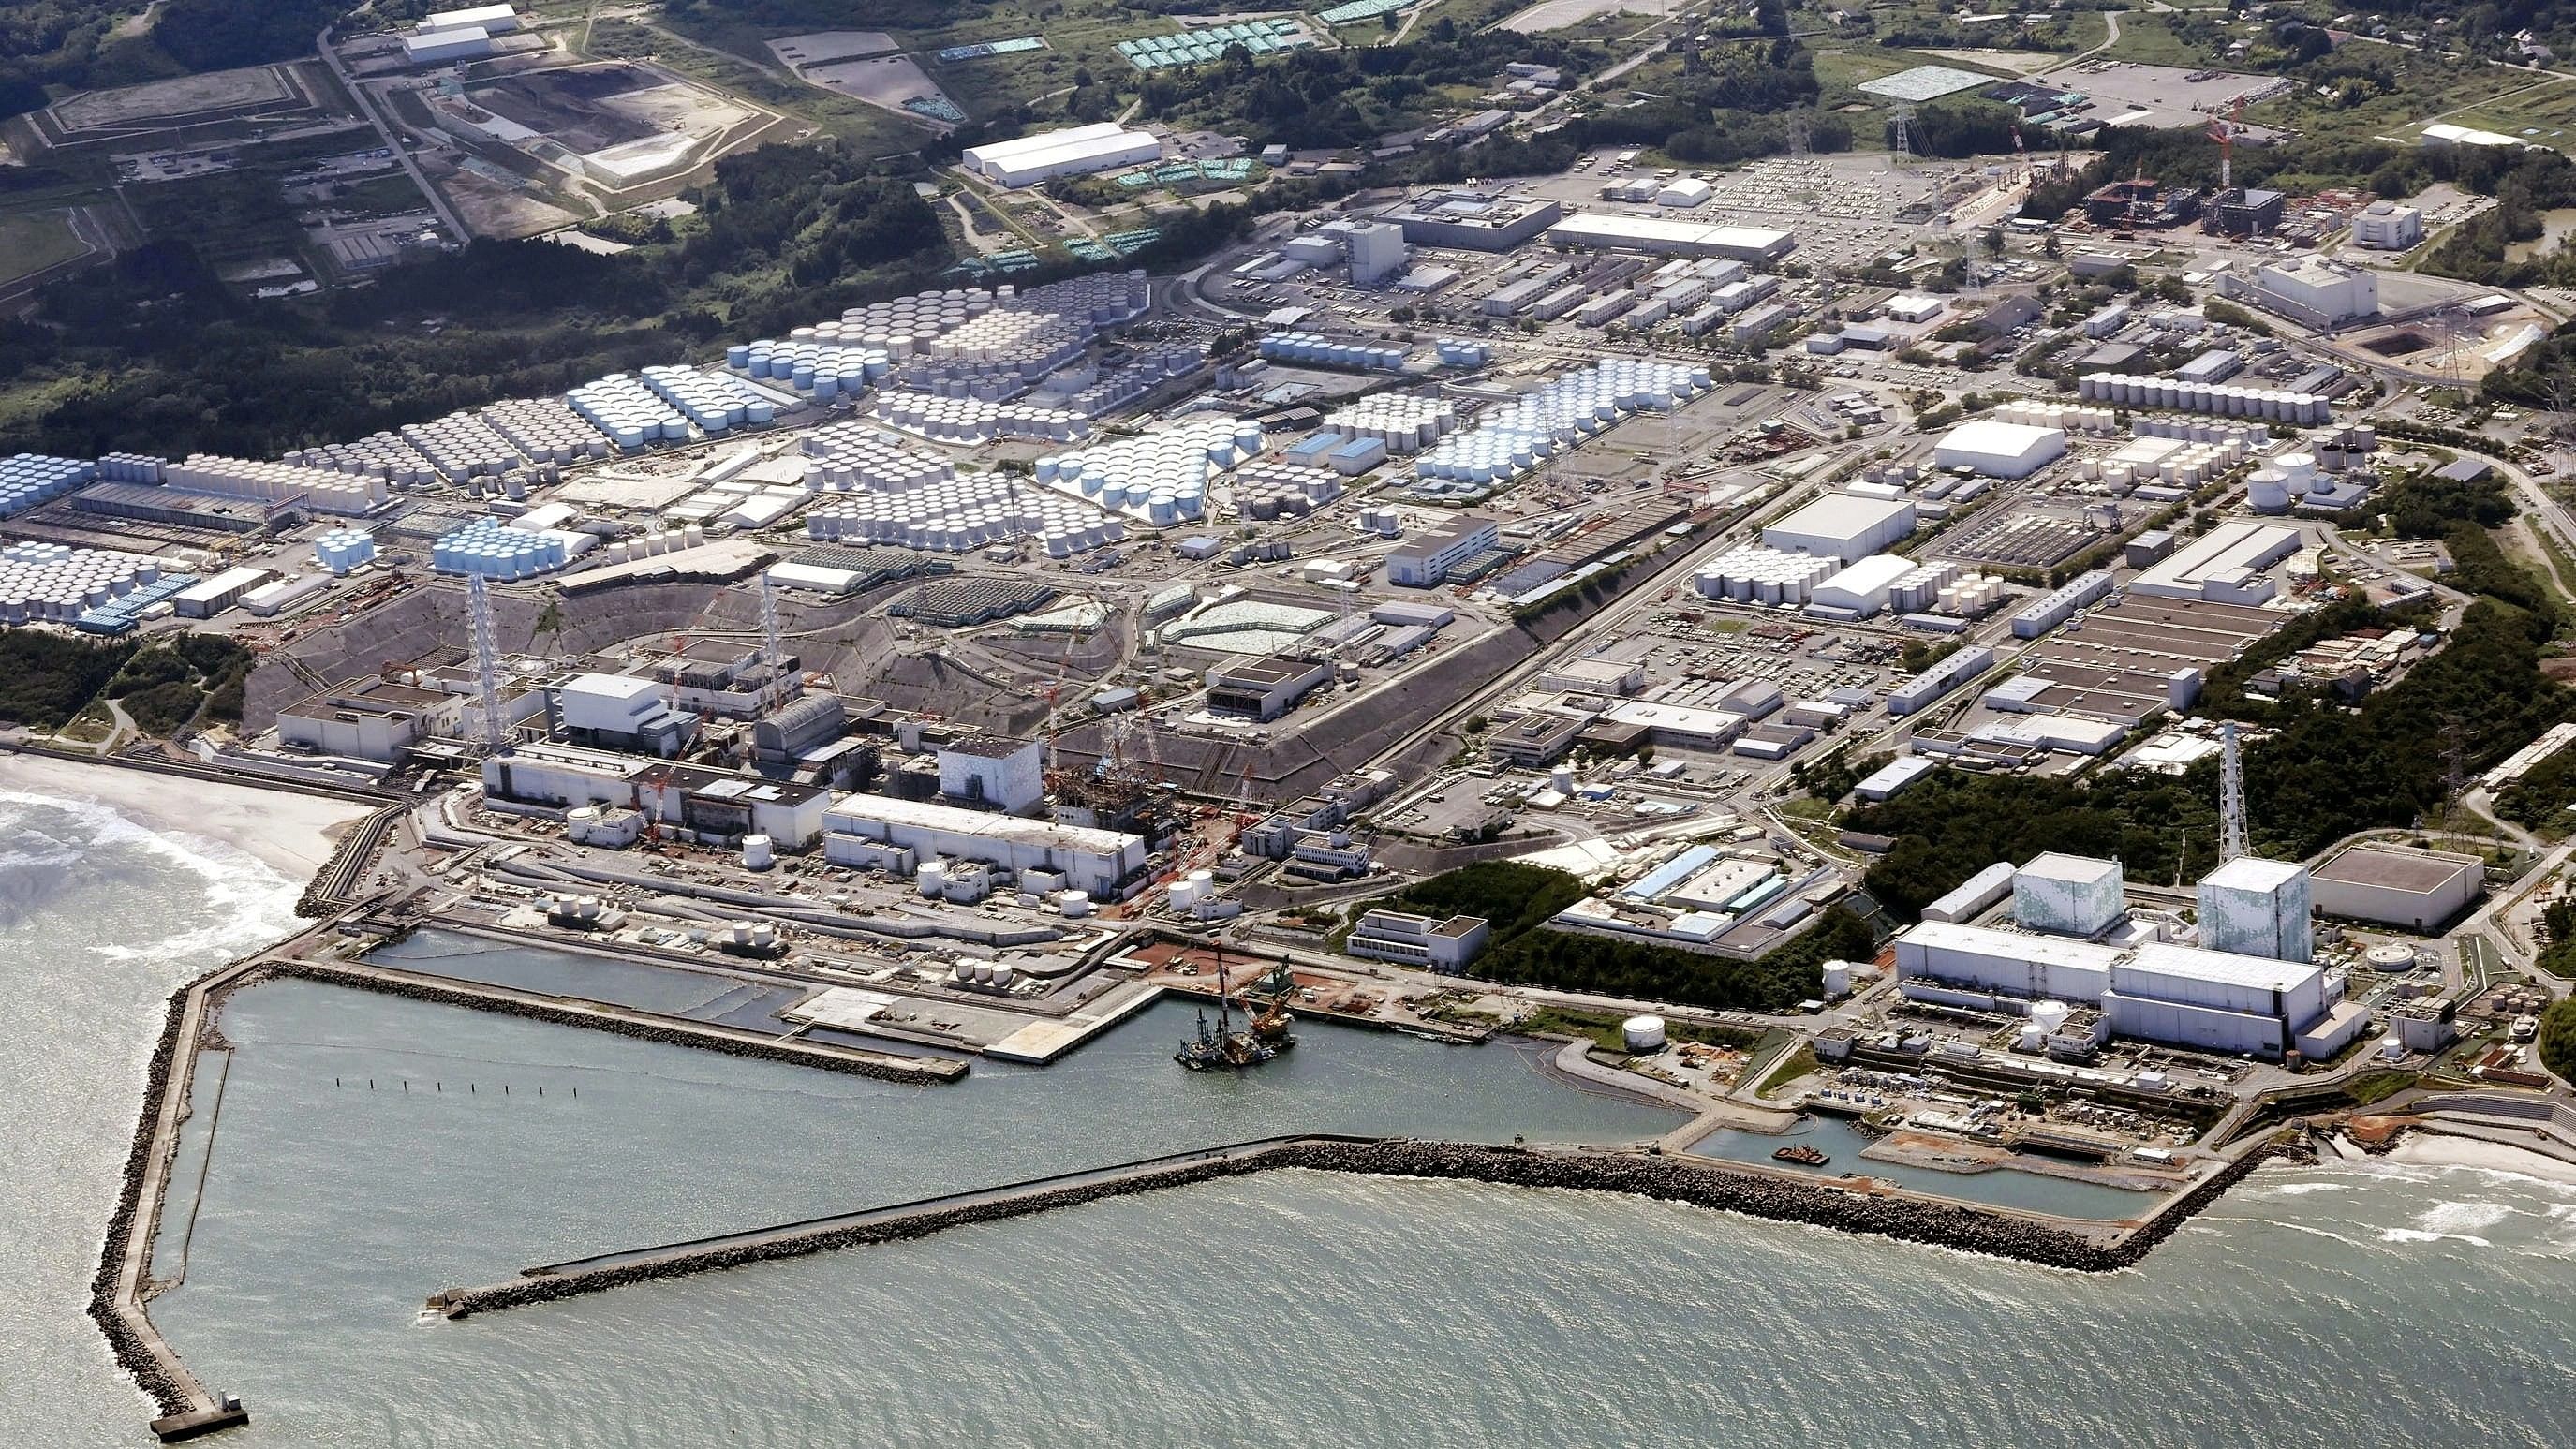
[2208, 96, 2244, 193]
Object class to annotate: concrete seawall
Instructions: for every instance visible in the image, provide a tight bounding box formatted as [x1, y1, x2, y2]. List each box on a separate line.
[435, 1136, 2284, 1319]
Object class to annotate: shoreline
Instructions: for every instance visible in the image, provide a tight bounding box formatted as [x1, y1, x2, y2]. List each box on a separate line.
[0, 750, 373, 881]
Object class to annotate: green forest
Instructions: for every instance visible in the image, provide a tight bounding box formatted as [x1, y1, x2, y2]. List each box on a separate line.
[0, 143, 962, 461]
[0, 629, 248, 733]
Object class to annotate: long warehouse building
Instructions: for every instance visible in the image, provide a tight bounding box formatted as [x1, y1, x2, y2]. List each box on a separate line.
[963, 123, 1162, 188]
[1540, 212, 1796, 262]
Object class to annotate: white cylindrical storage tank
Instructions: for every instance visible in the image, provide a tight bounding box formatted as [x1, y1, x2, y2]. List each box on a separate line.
[1622, 1014, 1667, 1053]
[917, 863, 948, 897]
[1821, 960, 1852, 997]
[1058, 890, 1092, 918]
[743, 835, 775, 870]
[2031, 1000, 2072, 1037]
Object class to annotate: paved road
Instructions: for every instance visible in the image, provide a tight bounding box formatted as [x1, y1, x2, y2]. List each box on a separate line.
[316, 25, 469, 240]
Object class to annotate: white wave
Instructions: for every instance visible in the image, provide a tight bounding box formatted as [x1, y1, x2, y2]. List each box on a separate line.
[2267, 1181, 2353, 1197]
[0, 791, 304, 967]
[2379, 1227, 2495, 1248]
[2258, 1220, 2374, 1250]
[2418, 1200, 2518, 1237]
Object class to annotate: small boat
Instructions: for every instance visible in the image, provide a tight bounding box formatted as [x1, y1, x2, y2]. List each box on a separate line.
[1772, 1144, 1829, 1166]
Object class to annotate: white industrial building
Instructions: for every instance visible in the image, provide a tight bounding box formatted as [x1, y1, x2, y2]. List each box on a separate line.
[2013, 853, 2126, 938]
[1345, 909, 1491, 971]
[2128, 520, 2300, 604]
[481, 742, 831, 849]
[2197, 856, 2314, 963]
[1388, 512, 1497, 586]
[2251, 256, 2378, 326]
[1539, 212, 1796, 262]
[1762, 494, 1917, 562]
[1655, 177, 1714, 208]
[419, 3, 520, 33]
[1893, 918, 2355, 1058]
[1347, 223, 1409, 286]
[938, 734, 1044, 815]
[963, 123, 1162, 188]
[1932, 420, 2066, 479]
[551, 672, 698, 756]
[2349, 200, 2424, 250]
[402, 27, 495, 64]
[2309, 844, 2482, 931]
[1809, 554, 1917, 617]
[822, 792, 1148, 899]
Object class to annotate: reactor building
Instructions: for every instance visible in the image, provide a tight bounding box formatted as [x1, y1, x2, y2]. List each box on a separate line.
[1890, 851, 2361, 1059]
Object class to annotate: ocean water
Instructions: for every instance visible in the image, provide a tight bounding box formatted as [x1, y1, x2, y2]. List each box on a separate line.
[12, 791, 2576, 1448]
[0, 790, 316, 1447]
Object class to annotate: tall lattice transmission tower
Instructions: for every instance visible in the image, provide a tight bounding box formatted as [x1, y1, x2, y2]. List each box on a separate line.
[1890, 105, 1917, 162]
[759, 571, 787, 710]
[2217, 721, 2248, 863]
[466, 571, 508, 751]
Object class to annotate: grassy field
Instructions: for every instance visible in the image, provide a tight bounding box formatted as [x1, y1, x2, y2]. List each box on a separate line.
[2442, 75, 2576, 154]
[0, 212, 92, 285]
[2096, 13, 2219, 69]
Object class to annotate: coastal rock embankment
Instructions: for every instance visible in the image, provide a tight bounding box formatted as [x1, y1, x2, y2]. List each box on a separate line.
[437, 1137, 2280, 1319]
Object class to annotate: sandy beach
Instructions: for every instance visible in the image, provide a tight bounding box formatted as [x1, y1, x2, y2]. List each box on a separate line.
[0, 752, 371, 881]
[2380, 1129, 2576, 1186]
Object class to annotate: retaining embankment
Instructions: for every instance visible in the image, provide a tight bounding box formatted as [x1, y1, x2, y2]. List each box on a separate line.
[436, 1136, 2284, 1319]
[259, 960, 966, 1084]
[88, 987, 198, 1417]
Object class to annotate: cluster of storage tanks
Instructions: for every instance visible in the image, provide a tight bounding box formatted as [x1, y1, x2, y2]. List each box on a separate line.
[799, 424, 956, 493]
[313, 528, 377, 575]
[433, 516, 576, 579]
[1167, 868, 1220, 911]
[2083, 437, 2249, 492]
[97, 452, 165, 484]
[290, 431, 440, 487]
[2246, 451, 2323, 513]
[482, 395, 615, 464]
[2077, 373, 2331, 423]
[869, 390, 1090, 444]
[640, 365, 779, 435]
[1695, 545, 1840, 605]
[541, 894, 629, 930]
[1318, 394, 1456, 453]
[719, 920, 782, 953]
[947, 957, 1021, 992]
[0, 453, 96, 519]
[827, 287, 1002, 358]
[594, 526, 710, 566]
[2130, 417, 2272, 448]
[914, 307, 1091, 387]
[170, 454, 389, 516]
[1032, 417, 1266, 525]
[1435, 338, 1491, 367]
[1413, 358, 1711, 488]
[1259, 331, 1410, 372]
[1989, 401, 2118, 436]
[1932, 571, 2006, 616]
[807, 473, 1125, 557]
[726, 337, 894, 400]
[0, 540, 163, 625]
[568, 375, 691, 450]
[1230, 460, 1346, 520]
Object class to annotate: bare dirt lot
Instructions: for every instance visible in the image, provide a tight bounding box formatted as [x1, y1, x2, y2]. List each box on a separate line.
[51, 65, 295, 131]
